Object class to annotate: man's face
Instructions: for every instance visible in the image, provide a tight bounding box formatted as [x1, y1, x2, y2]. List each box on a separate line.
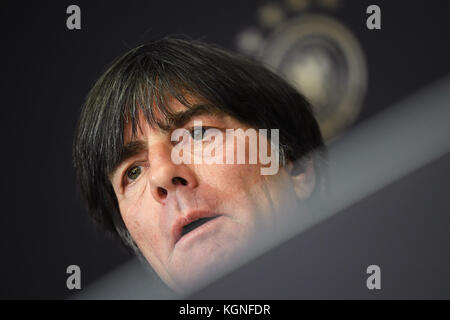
[109, 97, 301, 292]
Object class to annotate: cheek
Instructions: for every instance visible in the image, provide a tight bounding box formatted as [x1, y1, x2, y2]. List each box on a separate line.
[118, 179, 156, 233]
[195, 161, 263, 196]
[118, 197, 176, 287]
[200, 162, 296, 226]
[193, 162, 272, 226]
[118, 187, 165, 255]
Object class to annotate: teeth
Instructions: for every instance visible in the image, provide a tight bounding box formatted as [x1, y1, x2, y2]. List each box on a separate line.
[181, 216, 217, 238]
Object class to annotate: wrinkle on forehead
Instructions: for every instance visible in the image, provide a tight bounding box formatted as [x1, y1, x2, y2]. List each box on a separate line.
[122, 94, 202, 144]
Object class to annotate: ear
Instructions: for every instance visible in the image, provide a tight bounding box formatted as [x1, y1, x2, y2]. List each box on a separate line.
[287, 156, 316, 201]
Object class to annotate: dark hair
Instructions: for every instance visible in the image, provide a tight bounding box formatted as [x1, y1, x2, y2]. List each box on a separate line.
[73, 36, 325, 249]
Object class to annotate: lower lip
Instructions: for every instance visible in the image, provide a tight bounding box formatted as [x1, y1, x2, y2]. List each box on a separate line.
[175, 215, 225, 249]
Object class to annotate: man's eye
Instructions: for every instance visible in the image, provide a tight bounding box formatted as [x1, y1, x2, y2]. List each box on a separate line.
[190, 127, 208, 141]
[126, 166, 142, 181]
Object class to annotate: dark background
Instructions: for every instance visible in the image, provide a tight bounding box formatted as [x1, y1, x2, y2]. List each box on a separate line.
[0, 0, 449, 299]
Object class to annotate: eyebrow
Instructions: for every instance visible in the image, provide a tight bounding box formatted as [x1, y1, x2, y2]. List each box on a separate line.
[110, 104, 224, 178]
[159, 103, 223, 131]
[110, 140, 148, 178]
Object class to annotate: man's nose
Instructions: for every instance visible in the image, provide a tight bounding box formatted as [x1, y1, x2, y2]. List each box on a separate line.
[148, 143, 198, 204]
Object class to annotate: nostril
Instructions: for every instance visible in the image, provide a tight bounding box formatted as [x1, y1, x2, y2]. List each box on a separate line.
[157, 187, 168, 198]
[172, 176, 188, 186]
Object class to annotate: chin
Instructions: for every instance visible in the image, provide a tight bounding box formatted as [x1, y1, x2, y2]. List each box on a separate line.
[168, 234, 250, 293]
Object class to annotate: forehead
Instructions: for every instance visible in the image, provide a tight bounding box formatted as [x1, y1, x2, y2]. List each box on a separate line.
[123, 96, 188, 144]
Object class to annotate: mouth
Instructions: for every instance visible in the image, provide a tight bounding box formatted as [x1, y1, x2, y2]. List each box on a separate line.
[175, 214, 222, 244]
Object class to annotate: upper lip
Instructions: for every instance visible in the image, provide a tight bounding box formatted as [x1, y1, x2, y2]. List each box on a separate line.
[172, 210, 221, 245]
